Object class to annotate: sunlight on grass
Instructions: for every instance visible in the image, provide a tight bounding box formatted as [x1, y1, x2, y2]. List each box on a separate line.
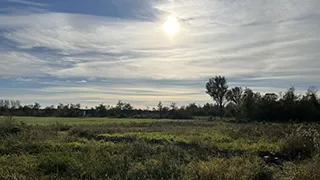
[1, 117, 319, 179]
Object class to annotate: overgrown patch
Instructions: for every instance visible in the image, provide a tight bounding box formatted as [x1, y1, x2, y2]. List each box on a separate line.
[279, 126, 320, 161]
[0, 117, 320, 179]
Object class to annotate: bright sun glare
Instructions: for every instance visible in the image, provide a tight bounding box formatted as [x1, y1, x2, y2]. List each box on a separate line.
[163, 15, 180, 35]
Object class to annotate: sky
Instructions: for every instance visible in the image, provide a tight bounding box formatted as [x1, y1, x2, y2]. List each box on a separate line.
[0, 0, 320, 108]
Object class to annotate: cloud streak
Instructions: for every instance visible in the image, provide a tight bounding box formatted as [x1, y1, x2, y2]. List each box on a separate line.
[6, 0, 47, 7]
[0, 0, 320, 107]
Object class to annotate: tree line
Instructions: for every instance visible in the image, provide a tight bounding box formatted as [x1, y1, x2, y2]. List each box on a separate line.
[0, 99, 221, 119]
[206, 76, 320, 122]
[1, 75, 319, 122]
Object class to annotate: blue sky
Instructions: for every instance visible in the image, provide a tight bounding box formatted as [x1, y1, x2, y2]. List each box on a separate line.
[0, 0, 320, 108]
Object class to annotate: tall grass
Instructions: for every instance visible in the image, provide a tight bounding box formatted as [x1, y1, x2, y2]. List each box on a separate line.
[0, 117, 319, 179]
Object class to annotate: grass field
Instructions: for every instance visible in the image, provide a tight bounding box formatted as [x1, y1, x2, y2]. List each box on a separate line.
[1, 116, 320, 179]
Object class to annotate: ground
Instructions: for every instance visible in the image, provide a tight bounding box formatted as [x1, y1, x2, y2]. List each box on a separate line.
[0, 116, 319, 179]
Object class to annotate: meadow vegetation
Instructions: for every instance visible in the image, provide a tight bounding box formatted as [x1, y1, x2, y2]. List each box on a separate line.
[1, 116, 320, 180]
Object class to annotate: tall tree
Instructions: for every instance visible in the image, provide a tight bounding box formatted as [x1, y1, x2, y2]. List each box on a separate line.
[226, 87, 244, 117]
[304, 86, 318, 105]
[241, 88, 261, 119]
[157, 101, 163, 118]
[206, 76, 228, 116]
[226, 87, 244, 106]
[120, 103, 132, 118]
[283, 87, 299, 103]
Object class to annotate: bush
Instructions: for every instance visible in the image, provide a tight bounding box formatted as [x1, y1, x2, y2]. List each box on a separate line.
[280, 126, 320, 160]
[0, 116, 23, 138]
[38, 153, 81, 177]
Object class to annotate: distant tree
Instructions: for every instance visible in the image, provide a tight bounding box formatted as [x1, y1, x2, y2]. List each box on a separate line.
[186, 103, 198, 115]
[263, 93, 278, 102]
[123, 102, 133, 117]
[226, 87, 244, 115]
[157, 101, 163, 118]
[202, 103, 217, 116]
[283, 87, 299, 103]
[4, 100, 10, 108]
[162, 106, 169, 114]
[257, 93, 279, 121]
[299, 87, 319, 121]
[170, 102, 177, 111]
[33, 102, 41, 110]
[10, 100, 15, 109]
[241, 88, 262, 120]
[70, 103, 81, 109]
[96, 104, 107, 117]
[44, 105, 55, 116]
[206, 76, 228, 116]
[16, 100, 21, 109]
[57, 103, 64, 110]
[123, 103, 133, 111]
[116, 100, 125, 110]
[303, 86, 318, 105]
[226, 87, 243, 105]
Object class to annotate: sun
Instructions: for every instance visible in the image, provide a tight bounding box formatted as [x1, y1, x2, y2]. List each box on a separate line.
[163, 15, 180, 35]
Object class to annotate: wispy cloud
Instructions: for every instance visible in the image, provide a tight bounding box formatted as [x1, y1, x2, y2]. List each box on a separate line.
[0, 0, 320, 106]
[1, 82, 292, 108]
[6, 0, 47, 7]
[0, 51, 48, 76]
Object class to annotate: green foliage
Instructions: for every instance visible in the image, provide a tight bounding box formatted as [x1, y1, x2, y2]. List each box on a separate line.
[206, 76, 228, 114]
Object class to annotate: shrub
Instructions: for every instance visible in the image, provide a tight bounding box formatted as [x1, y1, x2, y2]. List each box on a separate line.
[0, 116, 21, 138]
[38, 153, 81, 177]
[280, 126, 320, 160]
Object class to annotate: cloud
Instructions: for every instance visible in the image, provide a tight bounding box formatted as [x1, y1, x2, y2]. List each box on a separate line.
[76, 80, 87, 84]
[5, 0, 47, 7]
[0, 51, 48, 76]
[1, 80, 311, 109]
[1, 82, 208, 108]
[15, 77, 38, 82]
[0, 0, 320, 106]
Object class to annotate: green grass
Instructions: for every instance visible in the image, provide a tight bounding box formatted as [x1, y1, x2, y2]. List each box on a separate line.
[1, 116, 319, 179]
